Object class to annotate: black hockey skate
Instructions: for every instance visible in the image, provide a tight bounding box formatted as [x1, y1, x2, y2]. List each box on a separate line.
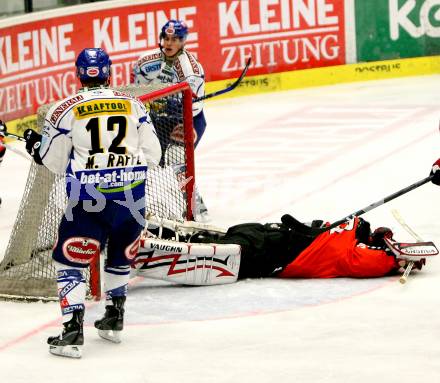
[94, 296, 126, 343]
[47, 309, 84, 358]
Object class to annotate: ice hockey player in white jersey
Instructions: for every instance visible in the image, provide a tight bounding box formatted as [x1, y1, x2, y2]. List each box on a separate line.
[132, 19, 209, 221]
[132, 19, 206, 147]
[24, 48, 161, 358]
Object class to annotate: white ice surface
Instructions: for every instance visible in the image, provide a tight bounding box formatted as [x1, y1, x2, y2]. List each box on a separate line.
[1, 75, 440, 383]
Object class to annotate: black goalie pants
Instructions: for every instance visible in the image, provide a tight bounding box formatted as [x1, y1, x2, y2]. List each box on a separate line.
[192, 223, 317, 279]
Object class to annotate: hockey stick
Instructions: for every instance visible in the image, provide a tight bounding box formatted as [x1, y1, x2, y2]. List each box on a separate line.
[282, 174, 434, 235]
[0, 123, 26, 142]
[193, 58, 252, 102]
[3, 132, 25, 142]
[391, 209, 422, 284]
[326, 175, 434, 230]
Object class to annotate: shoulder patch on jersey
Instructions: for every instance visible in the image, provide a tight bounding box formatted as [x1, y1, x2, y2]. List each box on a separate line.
[185, 51, 201, 75]
[74, 99, 131, 119]
[113, 90, 134, 99]
[50, 95, 85, 125]
[173, 59, 185, 81]
[137, 52, 162, 67]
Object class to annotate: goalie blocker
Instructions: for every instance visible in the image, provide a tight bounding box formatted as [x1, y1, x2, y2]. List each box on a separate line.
[384, 238, 438, 260]
[133, 215, 438, 284]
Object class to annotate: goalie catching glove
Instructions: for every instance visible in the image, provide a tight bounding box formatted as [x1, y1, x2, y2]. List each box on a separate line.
[23, 129, 43, 165]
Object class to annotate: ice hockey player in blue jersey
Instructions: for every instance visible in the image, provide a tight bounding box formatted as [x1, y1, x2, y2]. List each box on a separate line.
[132, 19, 206, 147]
[24, 48, 161, 358]
[132, 19, 209, 221]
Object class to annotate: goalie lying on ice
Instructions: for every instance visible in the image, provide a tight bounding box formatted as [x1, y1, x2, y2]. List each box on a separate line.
[132, 215, 435, 285]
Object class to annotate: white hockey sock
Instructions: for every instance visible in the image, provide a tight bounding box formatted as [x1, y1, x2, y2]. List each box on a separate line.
[103, 265, 130, 304]
[54, 261, 86, 323]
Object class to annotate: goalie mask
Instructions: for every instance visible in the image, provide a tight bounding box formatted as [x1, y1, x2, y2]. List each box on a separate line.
[76, 48, 112, 83]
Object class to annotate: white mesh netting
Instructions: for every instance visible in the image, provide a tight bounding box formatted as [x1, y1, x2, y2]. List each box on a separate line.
[0, 83, 194, 300]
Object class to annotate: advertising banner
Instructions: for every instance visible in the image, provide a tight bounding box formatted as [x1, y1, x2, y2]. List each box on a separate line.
[356, 0, 440, 62]
[0, 0, 346, 125]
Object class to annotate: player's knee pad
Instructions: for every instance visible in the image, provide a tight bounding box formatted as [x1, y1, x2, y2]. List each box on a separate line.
[58, 237, 100, 266]
[133, 238, 241, 285]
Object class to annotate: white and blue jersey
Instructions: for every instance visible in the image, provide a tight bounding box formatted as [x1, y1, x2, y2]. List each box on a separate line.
[40, 87, 162, 201]
[132, 49, 206, 146]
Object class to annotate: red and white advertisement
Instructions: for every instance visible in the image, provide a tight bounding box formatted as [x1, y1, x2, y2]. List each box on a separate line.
[0, 0, 345, 122]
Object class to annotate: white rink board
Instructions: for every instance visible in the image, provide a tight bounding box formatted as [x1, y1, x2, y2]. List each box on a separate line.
[1, 75, 440, 383]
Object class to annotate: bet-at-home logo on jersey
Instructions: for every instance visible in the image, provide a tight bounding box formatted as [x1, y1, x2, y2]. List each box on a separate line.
[390, 0, 440, 39]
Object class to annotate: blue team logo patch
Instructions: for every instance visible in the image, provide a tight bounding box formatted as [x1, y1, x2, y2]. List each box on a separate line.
[143, 62, 161, 74]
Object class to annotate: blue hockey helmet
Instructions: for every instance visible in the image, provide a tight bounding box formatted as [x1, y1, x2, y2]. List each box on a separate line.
[75, 48, 112, 83]
[160, 20, 188, 41]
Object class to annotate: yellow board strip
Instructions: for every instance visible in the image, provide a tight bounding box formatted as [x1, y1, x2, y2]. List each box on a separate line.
[6, 56, 440, 132]
[205, 55, 440, 101]
[5, 114, 38, 138]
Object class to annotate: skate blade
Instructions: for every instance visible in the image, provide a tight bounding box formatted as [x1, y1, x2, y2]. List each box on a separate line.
[49, 344, 82, 358]
[98, 329, 121, 343]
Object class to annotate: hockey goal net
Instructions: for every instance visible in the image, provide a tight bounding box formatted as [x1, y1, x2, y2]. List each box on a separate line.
[0, 82, 195, 301]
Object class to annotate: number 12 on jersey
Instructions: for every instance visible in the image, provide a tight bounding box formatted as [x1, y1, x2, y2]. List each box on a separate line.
[86, 116, 128, 155]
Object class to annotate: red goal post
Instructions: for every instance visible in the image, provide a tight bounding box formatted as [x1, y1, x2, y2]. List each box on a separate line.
[139, 81, 196, 221]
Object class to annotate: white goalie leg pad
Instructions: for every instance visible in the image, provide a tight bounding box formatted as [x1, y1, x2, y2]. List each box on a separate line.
[133, 238, 241, 285]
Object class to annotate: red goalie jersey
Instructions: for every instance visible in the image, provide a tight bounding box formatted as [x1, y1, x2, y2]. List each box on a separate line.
[279, 217, 398, 279]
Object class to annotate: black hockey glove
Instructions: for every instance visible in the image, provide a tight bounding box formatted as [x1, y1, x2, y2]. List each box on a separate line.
[0, 120, 6, 161]
[24, 129, 43, 165]
[430, 158, 440, 186]
[354, 217, 371, 245]
[0, 120, 6, 139]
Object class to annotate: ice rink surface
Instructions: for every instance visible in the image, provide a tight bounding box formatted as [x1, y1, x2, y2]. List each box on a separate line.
[1, 75, 440, 382]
